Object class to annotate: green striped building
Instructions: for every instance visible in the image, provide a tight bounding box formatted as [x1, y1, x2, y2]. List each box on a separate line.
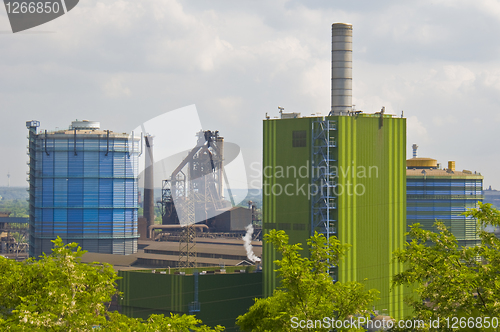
[263, 113, 408, 318]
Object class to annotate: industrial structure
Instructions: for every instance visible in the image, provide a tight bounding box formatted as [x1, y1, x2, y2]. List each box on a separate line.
[407, 145, 483, 247]
[117, 266, 262, 331]
[262, 23, 408, 318]
[0, 212, 28, 259]
[143, 135, 155, 238]
[158, 130, 227, 226]
[155, 130, 257, 267]
[26, 120, 140, 257]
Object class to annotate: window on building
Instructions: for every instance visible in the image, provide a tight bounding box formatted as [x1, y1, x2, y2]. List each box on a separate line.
[292, 130, 307, 147]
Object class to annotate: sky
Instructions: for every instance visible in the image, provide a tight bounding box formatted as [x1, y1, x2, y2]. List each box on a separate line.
[1, 0, 499, 189]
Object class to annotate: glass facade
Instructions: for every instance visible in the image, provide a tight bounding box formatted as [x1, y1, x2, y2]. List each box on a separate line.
[27, 122, 139, 257]
[407, 174, 483, 248]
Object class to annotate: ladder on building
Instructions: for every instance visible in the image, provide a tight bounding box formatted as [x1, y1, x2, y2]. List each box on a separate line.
[311, 118, 338, 279]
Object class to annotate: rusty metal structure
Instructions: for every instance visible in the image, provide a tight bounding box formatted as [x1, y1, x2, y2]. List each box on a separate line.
[157, 130, 226, 268]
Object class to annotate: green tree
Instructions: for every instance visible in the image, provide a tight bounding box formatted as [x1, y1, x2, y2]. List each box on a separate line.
[0, 237, 223, 331]
[393, 202, 500, 331]
[237, 230, 379, 331]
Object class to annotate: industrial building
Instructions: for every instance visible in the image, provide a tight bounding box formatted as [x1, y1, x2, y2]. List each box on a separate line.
[0, 212, 28, 259]
[117, 267, 262, 331]
[26, 120, 140, 257]
[262, 23, 408, 318]
[407, 145, 483, 247]
[80, 238, 262, 270]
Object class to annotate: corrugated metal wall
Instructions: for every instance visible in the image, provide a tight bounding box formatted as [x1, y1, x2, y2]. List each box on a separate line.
[30, 134, 139, 257]
[262, 115, 409, 319]
[335, 115, 407, 318]
[118, 270, 263, 331]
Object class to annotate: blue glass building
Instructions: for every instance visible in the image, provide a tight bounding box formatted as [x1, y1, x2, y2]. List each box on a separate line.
[407, 157, 483, 248]
[27, 120, 139, 257]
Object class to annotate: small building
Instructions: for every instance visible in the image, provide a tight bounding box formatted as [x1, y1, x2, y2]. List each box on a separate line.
[209, 206, 252, 232]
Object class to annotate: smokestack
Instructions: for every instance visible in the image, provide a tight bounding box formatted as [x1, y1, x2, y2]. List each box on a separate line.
[144, 135, 155, 237]
[331, 23, 353, 116]
[412, 144, 418, 158]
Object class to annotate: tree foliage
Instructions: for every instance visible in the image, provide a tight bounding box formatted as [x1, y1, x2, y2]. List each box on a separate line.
[0, 199, 29, 218]
[393, 202, 500, 330]
[237, 230, 379, 331]
[0, 237, 223, 331]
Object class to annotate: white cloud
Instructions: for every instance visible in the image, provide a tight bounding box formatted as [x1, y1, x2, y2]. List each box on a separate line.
[432, 115, 458, 127]
[102, 76, 131, 98]
[1, 0, 500, 188]
[407, 115, 429, 145]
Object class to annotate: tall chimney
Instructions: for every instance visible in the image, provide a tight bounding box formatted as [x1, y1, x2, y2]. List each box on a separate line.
[144, 135, 155, 237]
[331, 23, 353, 116]
[412, 144, 418, 158]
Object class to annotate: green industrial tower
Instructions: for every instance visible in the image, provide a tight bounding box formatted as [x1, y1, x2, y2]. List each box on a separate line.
[262, 113, 407, 318]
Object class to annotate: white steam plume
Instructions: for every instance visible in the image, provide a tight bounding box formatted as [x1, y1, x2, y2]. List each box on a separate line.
[243, 224, 261, 263]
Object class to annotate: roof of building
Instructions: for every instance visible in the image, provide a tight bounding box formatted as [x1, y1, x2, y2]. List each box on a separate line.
[144, 241, 262, 257]
[138, 237, 262, 247]
[81, 252, 139, 268]
[41, 129, 136, 139]
[406, 168, 483, 178]
[135, 253, 245, 266]
[80, 238, 261, 271]
[406, 157, 438, 168]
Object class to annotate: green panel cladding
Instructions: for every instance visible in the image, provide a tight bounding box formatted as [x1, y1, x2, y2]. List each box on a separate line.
[263, 114, 408, 319]
[118, 269, 263, 331]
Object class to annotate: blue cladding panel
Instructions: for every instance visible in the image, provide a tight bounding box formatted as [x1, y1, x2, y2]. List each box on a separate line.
[99, 152, 113, 177]
[53, 209, 67, 235]
[42, 179, 54, 207]
[113, 153, 125, 177]
[31, 133, 138, 257]
[42, 209, 53, 236]
[84, 151, 99, 177]
[125, 156, 135, 177]
[42, 152, 54, 177]
[54, 151, 67, 177]
[68, 152, 83, 177]
[113, 180, 125, 207]
[125, 209, 134, 236]
[83, 179, 99, 207]
[68, 179, 83, 207]
[84, 209, 98, 235]
[125, 179, 135, 207]
[99, 179, 113, 207]
[99, 209, 112, 234]
[54, 179, 67, 207]
[113, 209, 125, 237]
[68, 209, 83, 235]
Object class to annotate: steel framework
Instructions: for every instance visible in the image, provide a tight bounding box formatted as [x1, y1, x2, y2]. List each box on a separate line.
[311, 119, 338, 240]
[311, 118, 338, 278]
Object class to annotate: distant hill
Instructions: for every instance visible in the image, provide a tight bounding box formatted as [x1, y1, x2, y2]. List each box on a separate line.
[0, 187, 28, 201]
[484, 188, 500, 210]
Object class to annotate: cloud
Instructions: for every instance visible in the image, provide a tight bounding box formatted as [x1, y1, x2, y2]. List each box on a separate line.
[407, 115, 428, 145]
[1, 0, 500, 189]
[102, 76, 131, 98]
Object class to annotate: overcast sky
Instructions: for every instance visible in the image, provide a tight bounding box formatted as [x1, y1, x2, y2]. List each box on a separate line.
[1, 0, 499, 189]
